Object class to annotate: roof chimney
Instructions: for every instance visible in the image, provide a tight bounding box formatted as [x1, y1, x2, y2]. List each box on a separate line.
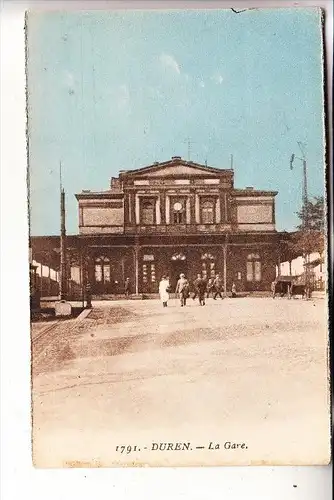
[245, 186, 254, 190]
[110, 177, 120, 189]
[171, 156, 182, 161]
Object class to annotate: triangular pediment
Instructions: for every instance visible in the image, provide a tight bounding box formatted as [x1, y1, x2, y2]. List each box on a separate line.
[122, 159, 229, 178]
[145, 163, 219, 177]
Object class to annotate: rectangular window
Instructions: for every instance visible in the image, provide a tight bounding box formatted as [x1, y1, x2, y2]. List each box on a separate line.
[95, 265, 102, 282]
[151, 264, 156, 283]
[142, 264, 148, 283]
[254, 261, 261, 281]
[103, 265, 110, 282]
[173, 211, 185, 224]
[142, 262, 156, 284]
[143, 254, 155, 261]
[171, 199, 186, 224]
[200, 199, 215, 224]
[246, 261, 253, 282]
[141, 199, 155, 225]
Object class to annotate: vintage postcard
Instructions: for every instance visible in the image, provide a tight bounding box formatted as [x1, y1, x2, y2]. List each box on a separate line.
[27, 7, 330, 467]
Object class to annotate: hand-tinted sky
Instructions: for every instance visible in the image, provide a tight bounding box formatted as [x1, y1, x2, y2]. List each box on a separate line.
[27, 8, 325, 235]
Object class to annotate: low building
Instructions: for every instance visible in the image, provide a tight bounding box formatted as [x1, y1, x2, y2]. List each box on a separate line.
[279, 252, 325, 291]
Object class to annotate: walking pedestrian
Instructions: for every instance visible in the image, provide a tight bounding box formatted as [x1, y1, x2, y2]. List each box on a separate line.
[213, 273, 224, 299]
[159, 275, 170, 308]
[206, 276, 215, 298]
[192, 273, 201, 300]
[194, 274, 207, 306]
[175, 273, 190, 307]
[124, 277, 131, 298]
[231, 282, 237, 298]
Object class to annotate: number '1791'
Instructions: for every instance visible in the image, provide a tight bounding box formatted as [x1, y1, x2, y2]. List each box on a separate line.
[116, 445, 139, 454]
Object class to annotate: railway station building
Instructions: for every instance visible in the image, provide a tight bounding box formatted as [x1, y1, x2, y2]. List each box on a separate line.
[31, 156, 292, 298]
[74, 156, 287, 296]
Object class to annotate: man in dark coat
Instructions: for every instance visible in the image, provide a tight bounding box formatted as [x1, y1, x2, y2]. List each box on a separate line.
[193, 273, 207, 305]
[124, 278, 131, 298]
[206, 277, 215, 298]
[175, 273, 190, 307]
[213, 273, 224, 299]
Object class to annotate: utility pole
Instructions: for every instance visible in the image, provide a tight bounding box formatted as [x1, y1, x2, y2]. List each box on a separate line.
[59, 161, 67, 300]
[230, 154, 234, 170]
[298, 141, 308, 229]
[290, 142, 310, 297]
[290, 141, 308, 229]
[184, 137, 195, 161]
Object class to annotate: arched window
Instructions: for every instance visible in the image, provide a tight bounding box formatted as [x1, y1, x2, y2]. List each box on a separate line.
[201, 252, 215, 261]
[246, 253, 261, 282]
[201, 252, 216, 278]
[201, 199, 215, 224]
[172, 200, 186, 224]
[171, 252, 186, 261]
[94, 256, 111, 284]
[142, 254, 156, 285]
[141, 199, 155, 225]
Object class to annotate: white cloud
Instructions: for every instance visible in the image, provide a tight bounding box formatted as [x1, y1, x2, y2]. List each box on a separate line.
[160, 53, 181, 75]
[212, 74, 224, 85]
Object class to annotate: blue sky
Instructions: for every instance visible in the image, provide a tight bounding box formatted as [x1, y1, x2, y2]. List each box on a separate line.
[27, 8, 325, 235]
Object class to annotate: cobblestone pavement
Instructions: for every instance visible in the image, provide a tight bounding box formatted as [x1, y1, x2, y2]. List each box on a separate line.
[32, 297, 330, 467]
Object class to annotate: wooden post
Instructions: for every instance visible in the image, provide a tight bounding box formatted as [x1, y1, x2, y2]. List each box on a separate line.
[121, 257, 125, 285]
[59, 188, 67, 300]
[48, 264, 51, 296]
[40, 263, 43, 298]
[223, 242, 227, 297]
[134, 236, 139, 295]
[277, 247, 281, 277]
[80, 250, 85, 308]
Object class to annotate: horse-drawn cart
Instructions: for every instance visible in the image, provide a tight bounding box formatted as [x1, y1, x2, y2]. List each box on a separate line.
[271, 275, 311, 299]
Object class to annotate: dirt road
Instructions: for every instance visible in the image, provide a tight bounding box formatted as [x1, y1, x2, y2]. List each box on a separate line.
[32, 297, 330, 467]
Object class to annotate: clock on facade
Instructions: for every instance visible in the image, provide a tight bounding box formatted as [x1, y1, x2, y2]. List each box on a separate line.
[173, 202, 183, 211]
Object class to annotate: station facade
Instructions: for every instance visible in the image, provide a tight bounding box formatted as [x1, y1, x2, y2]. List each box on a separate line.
[72, 156, 284, 296]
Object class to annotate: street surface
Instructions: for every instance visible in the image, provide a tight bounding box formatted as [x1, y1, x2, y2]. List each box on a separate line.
[31, 296, 330, 467]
